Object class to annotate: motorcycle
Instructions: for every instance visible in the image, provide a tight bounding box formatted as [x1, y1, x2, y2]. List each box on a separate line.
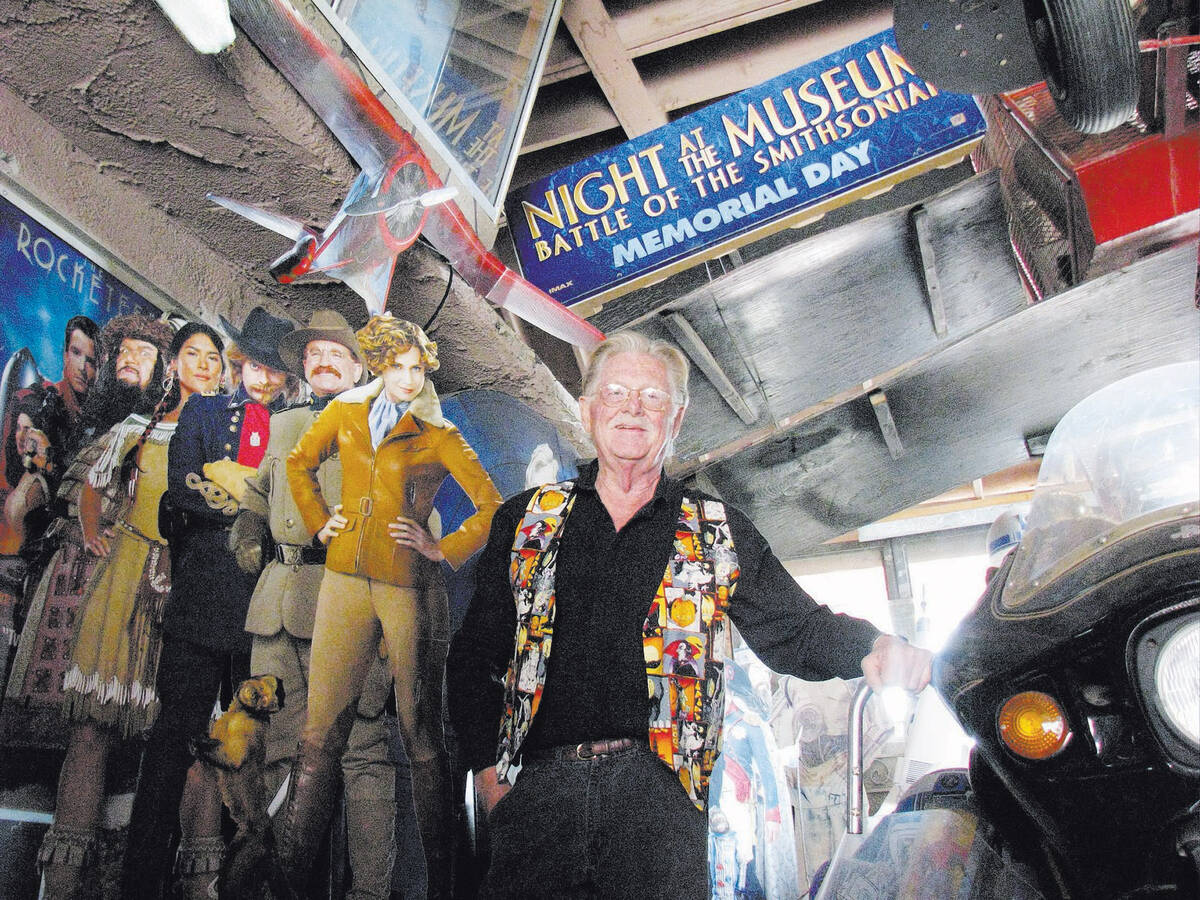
[816, 360, 1200, 899]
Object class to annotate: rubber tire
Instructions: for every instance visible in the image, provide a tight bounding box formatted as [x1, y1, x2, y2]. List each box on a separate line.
[1026, 0, 1140, 134]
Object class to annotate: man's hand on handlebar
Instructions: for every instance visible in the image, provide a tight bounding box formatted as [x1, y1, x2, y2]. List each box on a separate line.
[860, 634, 933, 693]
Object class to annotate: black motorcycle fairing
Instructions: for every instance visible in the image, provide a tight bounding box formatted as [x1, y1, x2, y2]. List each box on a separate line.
[937, 517, 1200, 706]
[933, 523, 1200, 898]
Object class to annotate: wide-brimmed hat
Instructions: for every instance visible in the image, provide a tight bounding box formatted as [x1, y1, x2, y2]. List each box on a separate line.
[220, 306, 295, 373]
[278, 309, 364, 376]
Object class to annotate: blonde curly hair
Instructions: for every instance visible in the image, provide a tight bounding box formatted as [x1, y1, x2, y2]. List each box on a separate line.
[356, 315, 439, 376]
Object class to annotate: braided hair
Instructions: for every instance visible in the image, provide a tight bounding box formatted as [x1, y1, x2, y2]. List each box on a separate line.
[117, 322, 225, 495]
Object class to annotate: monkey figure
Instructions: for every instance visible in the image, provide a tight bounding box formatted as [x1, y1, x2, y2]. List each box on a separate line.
[189, 674, 285, 841]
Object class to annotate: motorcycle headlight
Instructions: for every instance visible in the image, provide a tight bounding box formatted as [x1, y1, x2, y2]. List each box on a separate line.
[1154, 620, 1199, 745]
[1130, 605, 1200, 773]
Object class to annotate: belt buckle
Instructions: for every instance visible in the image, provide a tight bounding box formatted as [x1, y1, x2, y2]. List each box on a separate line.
[575, 742, 595, 761]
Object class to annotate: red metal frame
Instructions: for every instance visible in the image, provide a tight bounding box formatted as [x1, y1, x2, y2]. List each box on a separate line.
[1002, 83, 1199, 245]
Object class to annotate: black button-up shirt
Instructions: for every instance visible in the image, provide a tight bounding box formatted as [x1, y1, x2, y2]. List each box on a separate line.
[446, 460, 881, 774]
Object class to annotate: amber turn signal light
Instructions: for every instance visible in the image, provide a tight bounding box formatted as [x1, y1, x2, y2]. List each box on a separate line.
[998, 691, 1072, 760]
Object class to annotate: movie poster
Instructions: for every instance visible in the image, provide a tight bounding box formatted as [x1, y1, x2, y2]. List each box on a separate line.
[0, 193, 160, 375]
[0, 190, 161, 727]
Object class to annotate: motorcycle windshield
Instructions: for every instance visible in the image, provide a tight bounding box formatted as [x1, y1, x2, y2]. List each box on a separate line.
[1002, 361, 1200, 611]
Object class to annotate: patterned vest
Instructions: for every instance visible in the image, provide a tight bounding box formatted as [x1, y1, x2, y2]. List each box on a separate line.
[496, 481, 739, 811]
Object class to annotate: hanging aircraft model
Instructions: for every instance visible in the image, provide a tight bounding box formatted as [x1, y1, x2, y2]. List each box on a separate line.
[206, 0, 604, 351]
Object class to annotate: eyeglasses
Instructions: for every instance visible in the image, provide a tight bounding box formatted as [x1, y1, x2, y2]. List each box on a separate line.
[595, 383, 674, 412]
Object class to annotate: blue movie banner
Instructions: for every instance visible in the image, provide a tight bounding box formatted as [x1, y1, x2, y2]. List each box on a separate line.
[0, 193, 159, 375]
[506, 29, 986, 309]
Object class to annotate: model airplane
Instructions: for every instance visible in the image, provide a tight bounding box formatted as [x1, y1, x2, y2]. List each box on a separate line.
[212, 0, 604, 351]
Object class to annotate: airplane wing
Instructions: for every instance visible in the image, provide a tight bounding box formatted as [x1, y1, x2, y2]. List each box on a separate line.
[424, 204, 605, 352]
[486, 270, 607, 354]
[228, 0, 404, 178]
[226, 0, 606, 351]
[206, 192, 311, 243]
[339, 257, 397, 318]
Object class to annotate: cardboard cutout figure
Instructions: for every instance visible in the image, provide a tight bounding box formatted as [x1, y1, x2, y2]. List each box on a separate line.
[122, 307, 294, 900]
[0, 385, 69, 693]
[2, 315, 175, 746]
[277, 313, 501, 899]
[233, 309, 402, 898]
[38, 322, 222, 900]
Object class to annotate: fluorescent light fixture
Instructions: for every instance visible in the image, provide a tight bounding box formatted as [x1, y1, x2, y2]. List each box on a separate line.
[154, 0, 235, 54]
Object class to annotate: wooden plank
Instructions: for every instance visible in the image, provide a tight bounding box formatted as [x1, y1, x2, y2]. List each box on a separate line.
[663, 312, 759, 424]
[561, 0, 668, 137]
[869, 390, 906, 459]
[881, 539, 916, 639]
[458, 0, 541, 28]
[911, 205, 948, 337]
[650, 1, 891, 112]
[663, 172, 1023, 464]
[585, 162, 975, 329]
[530, 0, 892, 144]
[520, 78, 620, 150]
[694, 240, 1199, 559]
[541, 0, 868, 78]
[615, 0, 825, 58]
[452, 26, 537, 81]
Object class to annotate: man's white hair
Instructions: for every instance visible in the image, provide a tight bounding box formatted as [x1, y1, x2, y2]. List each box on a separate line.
[580, 331, 690, 408]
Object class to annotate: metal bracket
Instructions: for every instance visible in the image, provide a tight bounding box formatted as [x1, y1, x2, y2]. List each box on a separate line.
[911, 205, 948, 337]
[662, 312, 758, 425]
[869, 389, 906, 460]
[1024, 430, 1052, 458]
[881, 537, 917, 641]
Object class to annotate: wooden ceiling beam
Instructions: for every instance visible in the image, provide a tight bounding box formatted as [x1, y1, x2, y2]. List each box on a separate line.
[561, 0, 668, 137]
[542, 0, 825, 81]
[647, 2, 892, 111]
[526, 0, 892, 151]
[520, 77, 618, 152]
[617, 0, 824, 56]
[457, 0, 535, 29]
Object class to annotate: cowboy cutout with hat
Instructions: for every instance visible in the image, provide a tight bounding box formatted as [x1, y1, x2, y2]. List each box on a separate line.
[121, 305, 299, 899]
[224, 309, 410, 898]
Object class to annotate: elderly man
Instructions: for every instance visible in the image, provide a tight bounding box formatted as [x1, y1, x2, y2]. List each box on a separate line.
[231, 309, 399, 898]
[447, 330, 932, 898]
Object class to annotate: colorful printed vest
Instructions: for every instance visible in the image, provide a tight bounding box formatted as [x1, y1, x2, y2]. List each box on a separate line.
[496, 480, 739, 811]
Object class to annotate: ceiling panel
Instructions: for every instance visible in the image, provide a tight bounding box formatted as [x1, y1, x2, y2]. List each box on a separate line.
[703, 240, 1199, 558]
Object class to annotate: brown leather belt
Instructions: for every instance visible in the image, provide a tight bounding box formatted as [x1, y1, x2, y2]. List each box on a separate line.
[525, 737, 644, 763]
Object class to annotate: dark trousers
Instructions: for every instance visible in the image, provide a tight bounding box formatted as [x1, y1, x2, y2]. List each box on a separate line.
[121, 634, 250, 899]
[483, 745, 710, 900]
